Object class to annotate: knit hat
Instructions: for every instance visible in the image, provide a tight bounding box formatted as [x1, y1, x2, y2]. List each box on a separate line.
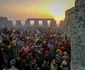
[10, 59, 15, 65]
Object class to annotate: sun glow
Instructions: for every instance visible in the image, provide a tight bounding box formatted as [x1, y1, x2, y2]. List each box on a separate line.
[0, 0, 75, 24]
[48, 0, 75, 24]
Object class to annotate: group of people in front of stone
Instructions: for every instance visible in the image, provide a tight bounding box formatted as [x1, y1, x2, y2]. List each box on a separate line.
[0, 26, 71, 70]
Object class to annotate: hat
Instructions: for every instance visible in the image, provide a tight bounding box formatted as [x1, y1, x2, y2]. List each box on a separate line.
[10, 59, 15, 65]
[28, 53, 31, 56]
[32, 59, 36, 63]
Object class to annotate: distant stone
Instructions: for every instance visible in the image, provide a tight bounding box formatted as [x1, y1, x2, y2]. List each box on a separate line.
[16, 20, 22, 29]
[59, 7, 75, 37]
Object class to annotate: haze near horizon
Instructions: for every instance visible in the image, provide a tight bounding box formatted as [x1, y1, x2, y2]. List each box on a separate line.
[0, 0, 75, 24]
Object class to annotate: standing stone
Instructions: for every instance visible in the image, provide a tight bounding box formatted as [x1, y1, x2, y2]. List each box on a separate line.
[0, 17, 9, 28]
[16, 20, 22, 29]
[59, 21, 64, 31]
[71, 0, 85, 70]
[25, 19, 30, 28]
[42, 19, 48, 28]
[50, 19, 56, 28]
[34, 19, 39, 28]
[62, 7, 75, 37]
[8, 20, 13, 29]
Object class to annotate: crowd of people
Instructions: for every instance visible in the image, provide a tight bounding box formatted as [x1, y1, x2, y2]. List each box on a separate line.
[0, 26, 71, 70]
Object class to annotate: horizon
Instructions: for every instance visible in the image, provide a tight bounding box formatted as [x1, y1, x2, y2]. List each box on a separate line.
[0, 0, 75, 25]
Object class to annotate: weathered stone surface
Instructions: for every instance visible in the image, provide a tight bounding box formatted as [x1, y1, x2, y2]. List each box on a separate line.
[71, 0, 85, 70]
[59, 21, 64, 32]
[25, 19, 30, 28]
[8, 20, 13, 29]
[0, 17, 13, 29]
[50, 19, 56, 28]
[77, 66, 85, 70]
[25, 18, 56, 28]
[0, 17, 8, 28]
[59, 7, 75, 37]
[16, 20, 22, 29]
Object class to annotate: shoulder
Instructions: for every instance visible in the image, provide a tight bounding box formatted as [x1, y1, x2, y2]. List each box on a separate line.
[7, 68, 18, 70]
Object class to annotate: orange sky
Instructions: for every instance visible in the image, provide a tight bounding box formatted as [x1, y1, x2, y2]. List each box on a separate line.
[0, 0, 75, 24]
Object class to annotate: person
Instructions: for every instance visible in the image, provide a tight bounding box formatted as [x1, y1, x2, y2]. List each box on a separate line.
[36, 67, 40, 70]
[0, 27, 71, 70]
[15, 57, 22, 70]
[11, 38, 18, 58]
[44, 48, 50, 63]
[49, 48, 55, 62]
[35, 50, 43, 67]
[8, 59, 18, 70]
[3, 37, 10, 46]
[0, 47, 4, 70]
[29, 59, 38, 70]
[60, 58, 69, 70]
[41, 61, 49, 70]
[50, 59, 58, 70]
